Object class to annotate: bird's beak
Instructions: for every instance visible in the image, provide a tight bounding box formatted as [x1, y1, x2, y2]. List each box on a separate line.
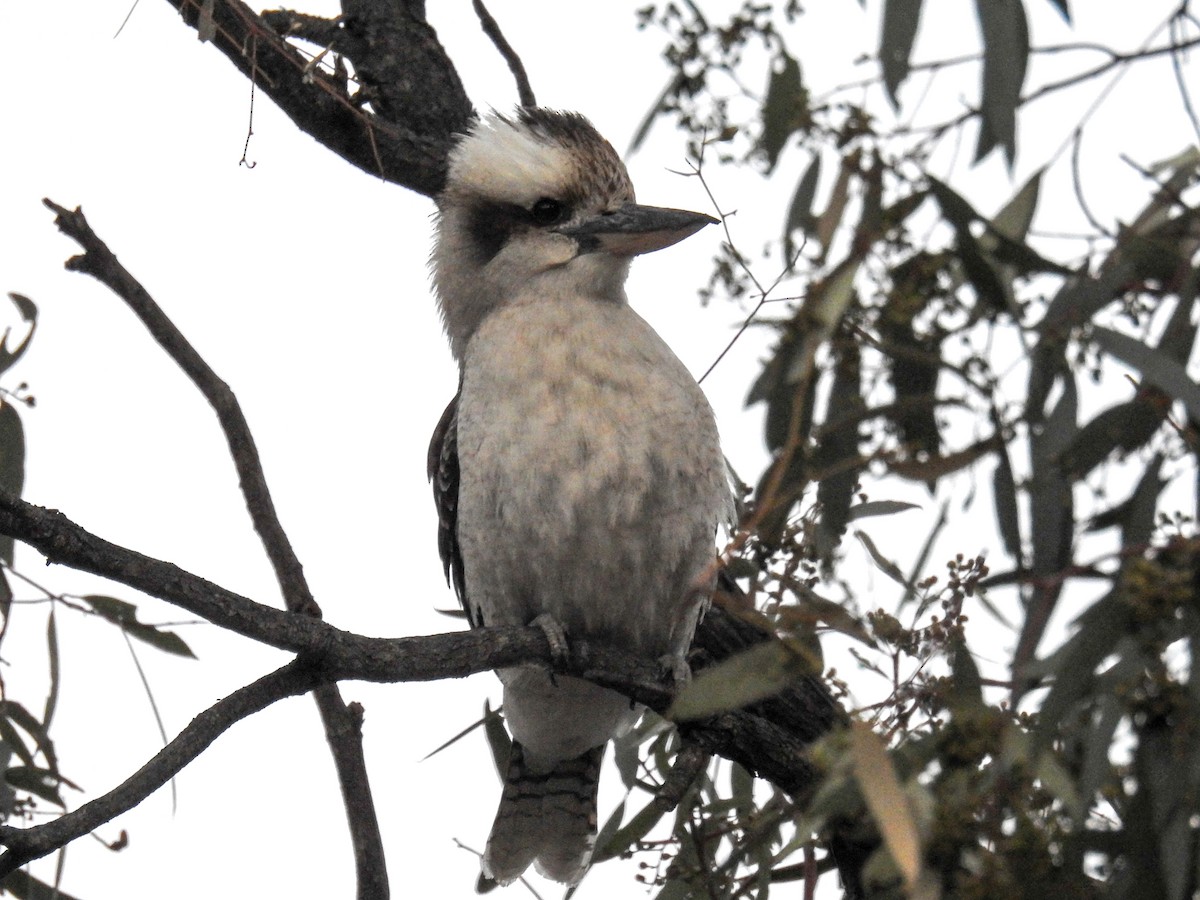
[558, 203, 719, 257]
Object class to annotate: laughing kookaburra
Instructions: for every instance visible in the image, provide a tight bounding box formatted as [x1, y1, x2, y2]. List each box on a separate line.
[428, 108, 732, 888]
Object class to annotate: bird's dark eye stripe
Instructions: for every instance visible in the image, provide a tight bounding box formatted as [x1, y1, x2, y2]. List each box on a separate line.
[464, 201, 526, 264]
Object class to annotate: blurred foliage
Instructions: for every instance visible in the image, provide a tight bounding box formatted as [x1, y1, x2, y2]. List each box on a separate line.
[595, 1, 1200, 897]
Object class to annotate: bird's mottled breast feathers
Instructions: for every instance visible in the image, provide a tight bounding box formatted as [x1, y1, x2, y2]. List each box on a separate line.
[442, 109, 635, 210]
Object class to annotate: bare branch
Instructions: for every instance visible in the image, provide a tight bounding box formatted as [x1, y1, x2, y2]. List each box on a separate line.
[162, 0, 466, 195]
[472, 0, 537, 108]
[43, 198, 316, 617]
[0, 659, 326, 878]
[42, 197, 392, 896]
[0, 489, 829, 779]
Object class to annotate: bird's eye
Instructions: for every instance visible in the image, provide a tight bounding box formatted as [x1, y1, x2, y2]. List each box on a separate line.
[530, 197, 565, 226]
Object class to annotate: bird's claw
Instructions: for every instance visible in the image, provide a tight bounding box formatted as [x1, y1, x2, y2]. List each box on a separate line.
[657, 653, 692, 692]
[530, 614, 569, 684]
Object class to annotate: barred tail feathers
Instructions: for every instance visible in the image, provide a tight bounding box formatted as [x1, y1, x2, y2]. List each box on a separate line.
[482, 742, 604, 886]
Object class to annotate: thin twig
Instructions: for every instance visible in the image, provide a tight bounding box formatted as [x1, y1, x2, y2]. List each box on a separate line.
[472, 0, 536, 108]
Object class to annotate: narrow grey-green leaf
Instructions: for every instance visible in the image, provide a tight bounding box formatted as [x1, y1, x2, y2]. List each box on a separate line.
[0, 294, 38, 377]
[973, 0, 1029, 165]
[854, 530, 908, 586]
[847, 500, 920, 521]
[988, 168, 1043, 243]
[43, 607, 59, 731]
[1056, 397, 1167, 480]
[784, 154, 822, 245]
[593, 798, 627, 860]
[81, 594, 196, 658]
[0, 700, 57, 774]
[593, 797, 665, 862]
[759, 51, 805, 173]
[1032, 592, 1129, 746]
[5, 766, 65, 807]
[0, 869, 85, 900]
[0, 402, 25, 568]
[879, 0, 924, 110]
[482, 700, 511, 783]
[992, 445, 1022, 563]
[949, 638, 982, 707]
[669, 641, 816, 721]
[1155, 282, 1198, 364]
[628, 74, 680, 155]
[1045, 0, 1070, 22]
[1092, 325, 1200, 422]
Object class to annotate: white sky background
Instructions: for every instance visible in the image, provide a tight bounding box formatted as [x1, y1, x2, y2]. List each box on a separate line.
[0, 1, 1197, 898]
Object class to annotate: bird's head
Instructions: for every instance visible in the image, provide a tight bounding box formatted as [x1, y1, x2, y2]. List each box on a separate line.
[431, 108, 717, 361]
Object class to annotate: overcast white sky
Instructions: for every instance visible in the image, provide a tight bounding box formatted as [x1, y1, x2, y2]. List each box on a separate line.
[0, 1, 1197, 898]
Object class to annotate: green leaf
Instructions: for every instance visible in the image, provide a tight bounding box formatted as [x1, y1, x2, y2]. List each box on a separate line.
[420, 712, 488, 762]
[481, 700, 510, 783]
[816, 158, 854, 258]
[0, 293, 38, 378]
[43, 607, 59, 731]
[593, 798, 626, 859]
[1092, 325, 1200, 422]
[730, 761, 755, 815]
[807, 254, 862, 331]
[847, 500, 920, 521]
[0, 870, 85, 900]
[593, 796, 665, 863]
[627, 74, 680, 155]
[1045, 0, 1070, 22]
[850, 721, 923, 890]
[668, 641, 817, 721]
[5, 765, 66, 807]
[992, 444, 1022, 564]
[0, 401, 25, 568]
[0, 700, 58, 774]
[759, 51, 806, 173]
[987, 168, 1043, 243]
[973, 0, 1029, 165]
[792, 588, 876, 647]
[0, 717, 33, 769]
[949, 638, 982, 707]
[81, 594, 196, 658]
[783, 153, 821, 246]
[1056, 396, 1168, 480]
[854, 530, 908, 587]
[879, 0, 924, 110]
[1031, 592, 1130, 746]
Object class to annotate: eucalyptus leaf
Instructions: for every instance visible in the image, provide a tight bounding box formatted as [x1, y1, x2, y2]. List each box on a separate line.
[668, 641, 816, 721]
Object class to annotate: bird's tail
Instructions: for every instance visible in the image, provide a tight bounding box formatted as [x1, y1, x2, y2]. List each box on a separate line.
[481, 741, 604, 887]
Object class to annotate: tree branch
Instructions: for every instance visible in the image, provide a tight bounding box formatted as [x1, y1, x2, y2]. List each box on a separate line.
[0, 490, 827, 785]
[44, 198, 315, 617]
[471, 0, 537, 108]
[0, 659, 328, 878]
[164, 0, 468, 195]
[40, 197, 392, 898]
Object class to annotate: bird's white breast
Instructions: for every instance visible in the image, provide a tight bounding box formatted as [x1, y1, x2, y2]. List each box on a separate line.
[456, 293, 730, 658]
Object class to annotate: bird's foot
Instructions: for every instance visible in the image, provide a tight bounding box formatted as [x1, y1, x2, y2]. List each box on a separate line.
[530, 614, 569, 684]
[657, 653, 693, 693]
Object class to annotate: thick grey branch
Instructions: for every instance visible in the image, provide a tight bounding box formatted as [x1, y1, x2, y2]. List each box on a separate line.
[166, 0, 464, 195]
